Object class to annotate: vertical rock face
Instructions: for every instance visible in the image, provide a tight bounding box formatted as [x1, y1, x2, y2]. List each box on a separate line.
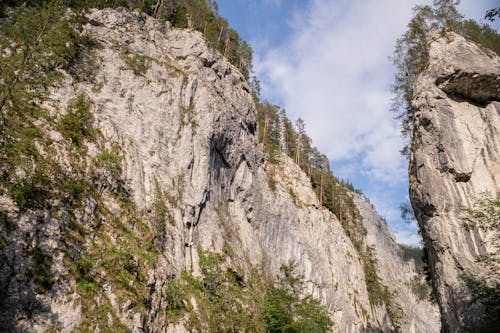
[410, 32, 500, 332]
[355, 194, 440, 333]
[0, 8, 439, 332]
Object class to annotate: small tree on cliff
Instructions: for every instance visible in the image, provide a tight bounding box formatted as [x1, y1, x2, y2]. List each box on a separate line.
[391, 1, 462, 157]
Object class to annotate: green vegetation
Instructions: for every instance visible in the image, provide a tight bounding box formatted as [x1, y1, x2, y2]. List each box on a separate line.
[31, 245, 55, 290]
[392, 0, 500, 156]
[68, 197, 159, 331]
[399, 244, 425, 270]
[462, 193, 500, 266]
[59, 93, 94, 146]
[462, 193, 500, 232]
[361, 246, 390, 307]
[152, 179, 175, 249]
[457, 193, 500, 332]
[0, 2, 98, 212]
[121, 53, 152, 76]
[459, 274, 498, 302]
[161, 253, 333, 333]
[485, 7, 499, 22]
[262, 261, 333, 333]
[8, 0, 253, 79]
[399, 244, 433, 301]
[254, 95, 360, 229]
[252, 85, 398, 327]
[0, 5, 151, 327]
[458, 274, 500, 333]
[95, 146, 123, 177]
[0, 1, 429, 331]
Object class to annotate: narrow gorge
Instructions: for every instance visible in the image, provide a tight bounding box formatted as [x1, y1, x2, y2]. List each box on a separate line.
[0, 2, 498, 333]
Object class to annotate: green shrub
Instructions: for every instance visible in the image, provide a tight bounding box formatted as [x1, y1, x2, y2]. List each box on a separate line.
[59, 93, 93, 146]
[294, 296, 334, 333]
[462, 193, 500, 232]
[410, 275, 431, 301]
[95, 146, 123, 177]
[0, 211, 15, 232]
[459, 19, 500, 55]
[262, 261, 333, 333]
[31, 245, 54, 290]
[262, 288, 295, 332]
[164, 280, 190, 322]
[399, 244, 425, 271]
[75, 252, 98, 294]
[121, 54, 152, 76]
[459, 274, 500, 332]
[9, 170, 51, 210]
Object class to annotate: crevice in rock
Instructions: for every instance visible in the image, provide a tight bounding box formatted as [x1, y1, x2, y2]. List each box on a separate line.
[437, 71, 500, 106]
[447, 168, 471, 183]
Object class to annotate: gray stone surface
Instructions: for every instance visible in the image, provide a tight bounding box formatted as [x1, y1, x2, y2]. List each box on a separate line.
[0, 8, 440, 332]
[410, 31, 500, 332]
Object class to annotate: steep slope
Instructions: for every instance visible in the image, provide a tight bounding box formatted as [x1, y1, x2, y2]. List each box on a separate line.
[410, 31, 500, 332]
[1, 8, 438, 332]
[355, 194, 440, 332]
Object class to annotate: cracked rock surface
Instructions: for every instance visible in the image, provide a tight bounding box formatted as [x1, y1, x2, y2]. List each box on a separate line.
[1, 8, 440, 332]
[410, 31, 500, 332]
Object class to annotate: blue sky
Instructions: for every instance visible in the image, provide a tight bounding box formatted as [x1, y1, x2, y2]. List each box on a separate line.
[217, 0, 498, 246]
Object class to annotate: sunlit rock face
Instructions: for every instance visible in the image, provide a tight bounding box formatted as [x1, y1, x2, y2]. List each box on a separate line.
[410, 31, 500, 332]
[1, 8, 439, 332]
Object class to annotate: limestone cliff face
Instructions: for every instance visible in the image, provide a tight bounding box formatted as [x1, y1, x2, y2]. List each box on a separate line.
[355, 194, 440, 332]
[410, 31, 500, 332]
[1, 9, 439, 332]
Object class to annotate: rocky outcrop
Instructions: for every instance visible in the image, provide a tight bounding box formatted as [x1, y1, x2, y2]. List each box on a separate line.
[410, 31, 500, 332]
[0, 8, 439, 332]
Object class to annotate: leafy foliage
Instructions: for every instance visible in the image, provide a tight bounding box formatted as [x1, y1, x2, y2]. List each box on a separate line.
[262, 261, 333, 333]
[400, 201, 416, 224]
[458, 274, 500, 332]
[43, 0, 253, 79]
[457, 194, 500, 331]
[59, 93, 94, 146]
[485, 7, 500, 22]
[31, 245, 55, 290]
[156, 255, 332, 332]
[459, 19, 500, 55]
[0, 2, 98, 207]
[173, 250, 267, 332]
[95, 146, 123, 177]
[121, 53, 152, 76]
[399, 244, 433, 301]
[462, 193, 500, 232]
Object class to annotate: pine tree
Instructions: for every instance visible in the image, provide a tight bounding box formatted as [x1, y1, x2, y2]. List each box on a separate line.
[294, 118, 305, 165]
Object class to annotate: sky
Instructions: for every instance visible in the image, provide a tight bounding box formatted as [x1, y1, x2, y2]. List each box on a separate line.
[217, 0, 498, 246]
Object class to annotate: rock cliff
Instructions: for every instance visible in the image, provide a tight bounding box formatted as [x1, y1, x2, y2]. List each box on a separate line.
[410, 31, 500, 332]
[0, 8, 439, 332]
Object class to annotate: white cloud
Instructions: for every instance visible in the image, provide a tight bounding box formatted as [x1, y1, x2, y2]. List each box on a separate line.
[394, 228, 422, 247]
[254, 0, 413, 181]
